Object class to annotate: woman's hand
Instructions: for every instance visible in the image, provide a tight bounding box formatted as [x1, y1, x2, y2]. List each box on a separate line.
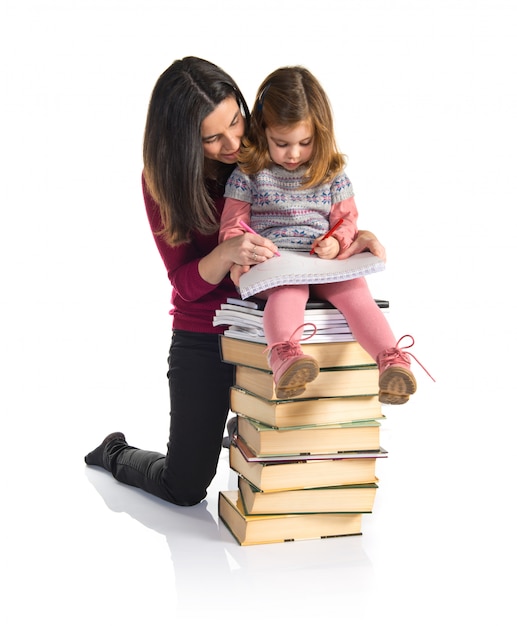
[199, 233, 277, 285]
[338, 230, 386, 262]
[229, 263, 249, 287]
[221, 233, 278, 266]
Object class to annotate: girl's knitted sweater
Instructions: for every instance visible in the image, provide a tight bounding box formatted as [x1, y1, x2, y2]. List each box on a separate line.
[223, 164, 357, 251]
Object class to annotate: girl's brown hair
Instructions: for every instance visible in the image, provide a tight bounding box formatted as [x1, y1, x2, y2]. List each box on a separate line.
[238, 66, 345, 188]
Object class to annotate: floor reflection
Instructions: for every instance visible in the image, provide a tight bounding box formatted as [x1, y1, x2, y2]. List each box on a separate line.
[86, 465, 376, 619]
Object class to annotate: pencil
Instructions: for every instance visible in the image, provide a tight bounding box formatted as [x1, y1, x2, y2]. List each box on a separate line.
[239, 220, 281, 256]
[310, 218, 344, 255]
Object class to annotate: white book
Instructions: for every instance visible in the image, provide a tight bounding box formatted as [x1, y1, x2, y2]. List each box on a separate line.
[220, 303, 348, 320]
[214, 295, 388, 343]
[223, 328, 356, 344]
[238, 251, 385, 299]
[213, 312, 351, 330]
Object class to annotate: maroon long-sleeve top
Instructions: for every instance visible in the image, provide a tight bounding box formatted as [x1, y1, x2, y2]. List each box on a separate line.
[143, 175, 237, 333]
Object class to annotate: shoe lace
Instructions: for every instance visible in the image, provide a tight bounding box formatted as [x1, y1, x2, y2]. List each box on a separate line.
[265, 323, 318, 358]
[381, 335, 436, 382]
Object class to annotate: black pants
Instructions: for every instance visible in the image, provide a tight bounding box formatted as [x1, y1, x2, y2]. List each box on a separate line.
[104, 331, 235, 505]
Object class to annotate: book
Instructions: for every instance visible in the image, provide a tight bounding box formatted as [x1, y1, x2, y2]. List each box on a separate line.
[218, 490, 363, 546]
[237, 415, 381, 456]
[230, 438, 386, 491]
[238, 475, 378, 515]
[214, 297, 389, 344]
[214, 305, 352, 331]
[229, 386, 383, 428]
[217, 303, 353, 323]
[214, 309, 353, 343]
[232, 434, 388, 463]
[219, 335, 376, 370]
[217, 322, 353, 340]
[226, 296, 390, 310]
[238, 250, 385, 299]
[235, 364, 379, 400]
[223, 326, 354, 343]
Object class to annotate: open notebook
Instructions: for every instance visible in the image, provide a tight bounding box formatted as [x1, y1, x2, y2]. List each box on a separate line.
[238, 250, 385, 299]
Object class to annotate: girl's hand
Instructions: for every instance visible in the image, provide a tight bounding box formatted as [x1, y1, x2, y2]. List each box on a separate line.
[311, 236, 340, 259]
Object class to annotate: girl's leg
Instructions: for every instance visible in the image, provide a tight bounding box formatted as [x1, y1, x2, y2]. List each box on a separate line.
[85, 331, 235, 505]
[312, 279, 417, 404]
[260, 285, 319, 398]
[261, 284, 309, 343]
[312, 278, 396, 358]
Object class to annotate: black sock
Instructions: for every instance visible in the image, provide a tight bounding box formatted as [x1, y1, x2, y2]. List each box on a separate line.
[84, 432, 126, 468]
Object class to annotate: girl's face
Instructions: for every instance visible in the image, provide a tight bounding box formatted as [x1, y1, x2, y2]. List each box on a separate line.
[201, 96, 245, 164]
[265, 121, 314, 171]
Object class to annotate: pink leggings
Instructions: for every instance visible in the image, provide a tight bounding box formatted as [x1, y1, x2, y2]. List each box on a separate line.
[260, 278, 396, 362]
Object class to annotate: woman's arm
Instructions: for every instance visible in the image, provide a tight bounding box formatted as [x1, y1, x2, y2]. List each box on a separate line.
[143, 176, 239, 297]
[215, 196, 279, 273]
[198, 235, 253, 285]
[338, 230, 387, 262]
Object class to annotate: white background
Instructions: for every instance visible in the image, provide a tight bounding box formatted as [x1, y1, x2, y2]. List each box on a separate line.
[2, 1, 516, 624]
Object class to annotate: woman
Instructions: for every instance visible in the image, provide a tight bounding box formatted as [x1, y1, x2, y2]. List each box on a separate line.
[84, 57, 386, 507]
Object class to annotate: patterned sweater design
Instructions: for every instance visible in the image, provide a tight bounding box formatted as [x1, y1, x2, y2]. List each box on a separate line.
[224, 165, 355, 251]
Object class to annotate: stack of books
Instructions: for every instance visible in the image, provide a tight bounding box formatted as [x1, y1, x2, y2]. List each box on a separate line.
[215, 297, 390, 546]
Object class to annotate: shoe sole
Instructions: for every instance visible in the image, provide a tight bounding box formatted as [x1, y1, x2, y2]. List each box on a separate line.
[379, 367, 417, 405]
[276, 359, 320, 399]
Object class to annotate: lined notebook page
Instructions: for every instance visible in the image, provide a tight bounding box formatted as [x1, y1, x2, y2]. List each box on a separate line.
[238, 251, 385, 299]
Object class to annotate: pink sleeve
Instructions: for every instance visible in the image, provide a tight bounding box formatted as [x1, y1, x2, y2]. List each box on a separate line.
[329, 196, 359, 255]
[219, 197, 251, 242]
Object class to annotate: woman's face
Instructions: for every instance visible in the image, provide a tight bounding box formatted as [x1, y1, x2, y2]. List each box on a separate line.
[201, 96, 245, 164]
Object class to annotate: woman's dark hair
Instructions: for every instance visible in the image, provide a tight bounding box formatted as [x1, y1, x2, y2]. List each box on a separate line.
[143, 56, 250, 245]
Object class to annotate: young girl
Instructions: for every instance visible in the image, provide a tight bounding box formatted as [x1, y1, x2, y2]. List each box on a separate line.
[220, 66, 430, 404]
